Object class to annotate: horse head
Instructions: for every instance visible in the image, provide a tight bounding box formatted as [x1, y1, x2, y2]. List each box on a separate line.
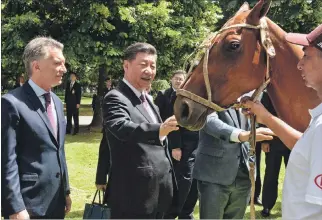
[174, 0, 274, 131]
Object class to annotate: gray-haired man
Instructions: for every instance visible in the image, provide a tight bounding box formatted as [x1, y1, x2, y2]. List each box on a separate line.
[2, 37, 71, 219]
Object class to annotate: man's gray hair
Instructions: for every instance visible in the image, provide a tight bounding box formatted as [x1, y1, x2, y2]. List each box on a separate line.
[23, 37, 64, 76]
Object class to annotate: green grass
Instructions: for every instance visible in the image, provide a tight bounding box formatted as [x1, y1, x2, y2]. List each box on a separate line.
[65, 132, 284, 219]
[56, 96, 94, 116]
[65, 132, 102, 219]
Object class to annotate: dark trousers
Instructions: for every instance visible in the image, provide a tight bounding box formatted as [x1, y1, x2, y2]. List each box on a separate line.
[197, 166, 251, 219]
[164, 149, 198, 219]
[66, 107, 79, 133]
[111, 171, 173, 219]
[255, 142, 262, 198]
[262, 149, 290, 209]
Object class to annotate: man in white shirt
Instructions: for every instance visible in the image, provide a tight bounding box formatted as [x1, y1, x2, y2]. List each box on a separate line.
[243, 24, 322, 219]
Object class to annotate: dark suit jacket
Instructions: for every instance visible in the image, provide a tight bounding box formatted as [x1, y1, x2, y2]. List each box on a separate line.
[1, 82, 70, 216]
[260, 92, 288, 151]
[64, 81, 81, 110]
[154, 87, 198, 151]
[95, 87, 113, 185]
[193, 109, 252, 185]
[103, 80, 177, 214]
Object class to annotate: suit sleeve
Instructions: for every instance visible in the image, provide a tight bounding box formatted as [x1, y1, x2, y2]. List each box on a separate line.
[95, 132, 110, 185]
[62, 144, 70, 194]
[203, 112, 239, 143]
[1, 97, 26, 215]
[76, 83, 81, 105]
[103, 93, 162, 145]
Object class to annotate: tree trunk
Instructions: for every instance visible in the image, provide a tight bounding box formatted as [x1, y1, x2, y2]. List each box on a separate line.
[89, 64, 107, 130]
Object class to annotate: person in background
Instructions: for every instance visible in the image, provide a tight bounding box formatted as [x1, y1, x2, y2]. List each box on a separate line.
[155, 70, 199, 219]
[1, 37, 71, 219]
[65, 72, 81, 135]
[91, 93, 97, 113]
[193, 107, 274, 219]
[243, 24, 322, 219]
[13, 75, 25, 89]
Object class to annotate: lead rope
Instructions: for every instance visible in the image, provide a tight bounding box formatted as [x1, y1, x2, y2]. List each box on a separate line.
[248, 53, 271, 220]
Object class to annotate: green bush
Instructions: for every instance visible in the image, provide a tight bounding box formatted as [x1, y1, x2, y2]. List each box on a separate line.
[152, 79, 170, 92]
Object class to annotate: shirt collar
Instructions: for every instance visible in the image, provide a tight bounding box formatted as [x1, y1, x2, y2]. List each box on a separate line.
[122, 78, 143, 98]
[309, 102, 322, 118]
[28, 79, 48, 97]
[172, 87, 176, 92]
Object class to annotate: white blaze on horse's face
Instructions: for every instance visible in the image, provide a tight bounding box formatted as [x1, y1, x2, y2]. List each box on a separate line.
[298, 47, 322, 90]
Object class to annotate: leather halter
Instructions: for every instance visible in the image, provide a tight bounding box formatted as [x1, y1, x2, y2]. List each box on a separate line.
[176, 18, 276, 111]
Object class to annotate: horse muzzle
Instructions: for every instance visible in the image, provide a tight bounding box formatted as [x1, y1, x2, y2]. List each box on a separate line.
[174, 95, 210, 131]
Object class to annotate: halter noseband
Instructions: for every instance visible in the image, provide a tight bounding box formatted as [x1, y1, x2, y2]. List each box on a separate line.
[176, 18, 276, 111]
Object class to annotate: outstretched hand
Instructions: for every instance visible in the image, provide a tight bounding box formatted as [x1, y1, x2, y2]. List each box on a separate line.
[159, 115, 179, 137]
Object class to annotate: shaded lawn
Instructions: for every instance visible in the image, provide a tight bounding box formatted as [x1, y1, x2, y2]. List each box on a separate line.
[56, 96, 94, 116]
[65, 132, 284, 219]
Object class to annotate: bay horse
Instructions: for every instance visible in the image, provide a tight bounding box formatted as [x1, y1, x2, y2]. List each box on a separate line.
[174, 0, 320, 133]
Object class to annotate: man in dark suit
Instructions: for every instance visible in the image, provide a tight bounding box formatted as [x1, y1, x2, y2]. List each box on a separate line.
[1, 37, 71, 219]
[103, 42, 179, 219]
[259, 91, 291, 217]
[155, 70, 199, 219]
[65, 72, 81, 135]
[193, 109, 274, 219]
[95, 77, 113, 192]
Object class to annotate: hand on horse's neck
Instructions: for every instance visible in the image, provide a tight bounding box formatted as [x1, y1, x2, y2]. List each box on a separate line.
[265, 19, 320, 132]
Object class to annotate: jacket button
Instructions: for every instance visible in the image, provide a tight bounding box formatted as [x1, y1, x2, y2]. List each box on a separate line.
[56, 173, 60, 178]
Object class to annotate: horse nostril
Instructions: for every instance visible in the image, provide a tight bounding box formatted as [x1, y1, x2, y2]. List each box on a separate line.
[181, 102, 190, 120]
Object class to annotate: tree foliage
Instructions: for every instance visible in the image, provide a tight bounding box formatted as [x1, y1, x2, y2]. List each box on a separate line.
[215, 0, 322, 33]
[1, 0, 222, 87]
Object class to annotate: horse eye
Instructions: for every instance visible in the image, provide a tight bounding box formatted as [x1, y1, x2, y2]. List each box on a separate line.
[229, 41, 240, 50]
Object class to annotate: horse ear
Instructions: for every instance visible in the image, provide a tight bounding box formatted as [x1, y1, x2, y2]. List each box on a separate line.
[247, 0, 272, 24]
[235, 2, 250, 15]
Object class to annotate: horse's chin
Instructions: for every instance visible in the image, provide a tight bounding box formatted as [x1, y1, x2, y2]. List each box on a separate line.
[174, 96, 212, 131]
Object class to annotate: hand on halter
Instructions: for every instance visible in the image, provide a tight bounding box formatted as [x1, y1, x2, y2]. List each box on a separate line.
[238, 127, 274, 142]
[240, 97, 272, 125]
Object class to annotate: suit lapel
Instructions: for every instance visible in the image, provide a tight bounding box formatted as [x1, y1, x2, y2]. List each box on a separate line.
[118, 81, 154, 123]
[147, 97, 162, 123]
[228, 108, 240, 128]
[24, 83, 59, 147]
[136, 103, 155, 123]
[237, 108, 247, 130]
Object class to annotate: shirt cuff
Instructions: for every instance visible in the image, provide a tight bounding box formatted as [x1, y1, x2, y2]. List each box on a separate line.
[230, 129, 244, 142]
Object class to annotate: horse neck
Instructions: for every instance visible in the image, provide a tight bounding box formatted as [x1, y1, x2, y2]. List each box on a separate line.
[265, 18, 320, 132]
